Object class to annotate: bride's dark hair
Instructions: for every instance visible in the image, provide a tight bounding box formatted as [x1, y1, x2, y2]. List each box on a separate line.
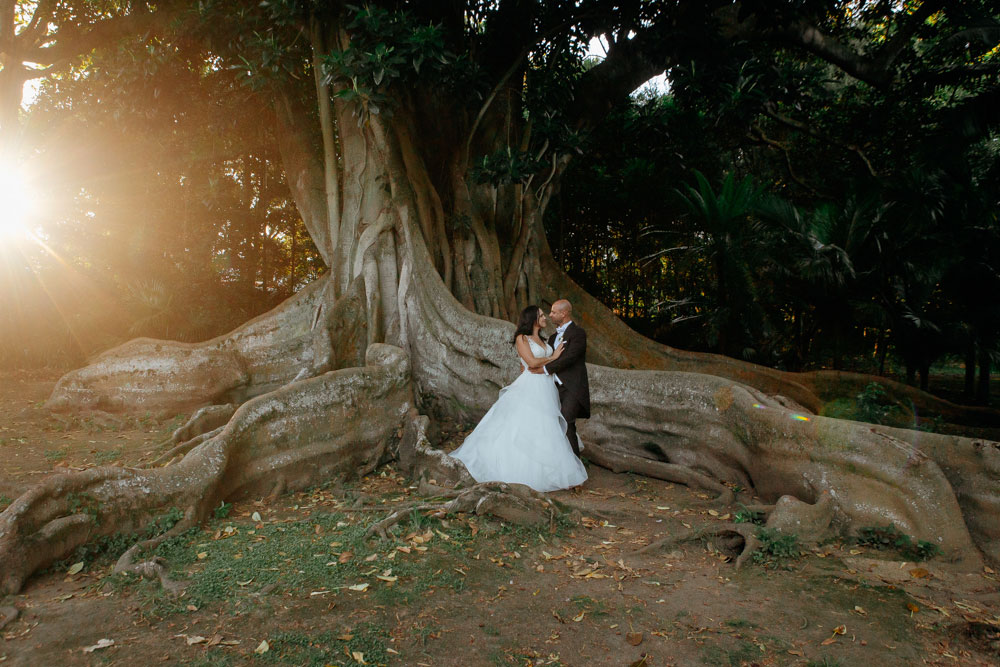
[512, 305, 543, 346]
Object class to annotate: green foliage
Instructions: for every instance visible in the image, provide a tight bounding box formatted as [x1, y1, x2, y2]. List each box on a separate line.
[856, 524, 943, 561]
[212, 501, 232, 519]
[472, 149, 547, 185]
[751, 528, 800, 566]
[66, 492, 101, 522]
[67, 507, 185, 567]
[322, 4, 453, 122]
[733, 505, 766, 525]
[855, 383, 901, 425]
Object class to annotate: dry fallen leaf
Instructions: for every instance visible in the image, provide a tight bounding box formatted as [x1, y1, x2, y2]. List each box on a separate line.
[347, 583, 369, 592]
[352, 650, 366, 663]
[254, 639, 269, 654]
[832, 625, 847, 635]
[820, 637, 837, 646]
[909, 567, 930, 579]
[186, 635, 207, 645]
[572, 611, 586, 622]
[626, 631, 643, 646]
[82, 639, 114, 653]
[67, 562, 84, 576]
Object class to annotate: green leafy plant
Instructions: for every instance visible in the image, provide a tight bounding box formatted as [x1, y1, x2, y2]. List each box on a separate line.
[472, 148, 547, 185]
[856, 523, 942, 561]
[733, 504, 766, 525]
[212, 501, 232, 519]
[856, 382, 900, 425]
[752, 527, 800, 565]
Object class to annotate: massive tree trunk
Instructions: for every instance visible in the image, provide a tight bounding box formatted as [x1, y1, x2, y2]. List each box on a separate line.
[3, 13, 1000, 593]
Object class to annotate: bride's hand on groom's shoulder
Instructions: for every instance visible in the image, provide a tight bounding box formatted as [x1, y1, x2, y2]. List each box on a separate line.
[552, 340, 565, 358]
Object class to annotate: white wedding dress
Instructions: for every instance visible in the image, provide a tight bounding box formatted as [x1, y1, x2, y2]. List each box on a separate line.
[450, 338, 588, 492]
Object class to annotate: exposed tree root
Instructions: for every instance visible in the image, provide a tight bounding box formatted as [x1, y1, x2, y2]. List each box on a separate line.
[150, 426, 225, 467]
[365, 481, 557, 540]
[585, 442, 735, 506]
[164, 404, 237, 447]
[581, 371, 996, 567]
[0, 344, 413, 595]
[640, 522, 762, 569]
[113, 552, 187, 596]
[0, 606, 18, 631]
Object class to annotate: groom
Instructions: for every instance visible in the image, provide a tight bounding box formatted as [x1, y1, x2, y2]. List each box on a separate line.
[534, 299, 590, 457]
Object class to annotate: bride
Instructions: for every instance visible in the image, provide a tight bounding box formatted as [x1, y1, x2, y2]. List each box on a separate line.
[450, 305, 588, 492]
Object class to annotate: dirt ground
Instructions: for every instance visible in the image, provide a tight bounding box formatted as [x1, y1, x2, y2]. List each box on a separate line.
[1, 369, 999, 666]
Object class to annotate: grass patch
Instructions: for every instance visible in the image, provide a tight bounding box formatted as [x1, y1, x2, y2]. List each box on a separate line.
[111, 498, 568, 620]
[569, 595, 611, 618]
[701, 639, 760, 666]
[43, 447, 68, 462]
[93, 447, 124, 465]
[261, 625, 390, 666]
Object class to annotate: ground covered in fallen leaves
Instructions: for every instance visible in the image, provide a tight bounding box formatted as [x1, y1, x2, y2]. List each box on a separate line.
[1, 369, 999, 666]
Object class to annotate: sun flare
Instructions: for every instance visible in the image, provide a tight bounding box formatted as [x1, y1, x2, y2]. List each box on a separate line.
[0, 159, 38, 240]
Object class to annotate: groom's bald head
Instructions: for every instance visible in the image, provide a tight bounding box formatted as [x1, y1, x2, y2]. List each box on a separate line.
[549, 299, 572, 326]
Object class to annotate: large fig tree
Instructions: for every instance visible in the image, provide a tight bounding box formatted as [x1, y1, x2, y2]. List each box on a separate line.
[2, 0, 999, 594]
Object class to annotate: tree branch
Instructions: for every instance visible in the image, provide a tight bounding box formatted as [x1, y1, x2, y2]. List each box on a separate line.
[20, 3, 169, 68]
[762, 102, 878, 178]
[747, 124, 821, 197]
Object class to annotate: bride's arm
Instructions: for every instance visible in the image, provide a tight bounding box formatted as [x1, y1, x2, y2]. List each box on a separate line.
[515, 335, 564, 370]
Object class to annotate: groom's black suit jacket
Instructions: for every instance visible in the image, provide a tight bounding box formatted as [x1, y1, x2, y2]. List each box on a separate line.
[543, 322, 590, 419]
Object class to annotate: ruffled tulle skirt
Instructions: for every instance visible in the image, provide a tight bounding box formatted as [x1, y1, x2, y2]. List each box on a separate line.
[449, 371, 587, 492]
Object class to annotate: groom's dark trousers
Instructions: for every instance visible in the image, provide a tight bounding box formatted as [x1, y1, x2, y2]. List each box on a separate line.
[543, 322, 590, 458]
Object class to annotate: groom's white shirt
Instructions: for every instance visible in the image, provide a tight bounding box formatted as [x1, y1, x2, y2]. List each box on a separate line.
[545, 320, 572, 385]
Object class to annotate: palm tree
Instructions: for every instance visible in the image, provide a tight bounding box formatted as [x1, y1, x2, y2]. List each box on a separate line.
[666, 170, 769, 358]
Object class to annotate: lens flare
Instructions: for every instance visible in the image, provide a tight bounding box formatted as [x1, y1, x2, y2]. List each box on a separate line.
[0, 158, 38, 239]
